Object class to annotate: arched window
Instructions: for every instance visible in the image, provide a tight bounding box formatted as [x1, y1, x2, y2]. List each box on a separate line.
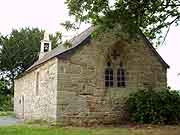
[105, 62, 113, 88]
[117, 63, 126, 87]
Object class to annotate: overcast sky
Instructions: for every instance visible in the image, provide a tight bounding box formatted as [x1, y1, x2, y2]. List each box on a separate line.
[0, 0, 179, 89]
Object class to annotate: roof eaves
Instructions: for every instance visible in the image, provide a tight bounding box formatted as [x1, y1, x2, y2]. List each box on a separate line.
[15, 27, 93, 79]
[142, 34, 170, 68]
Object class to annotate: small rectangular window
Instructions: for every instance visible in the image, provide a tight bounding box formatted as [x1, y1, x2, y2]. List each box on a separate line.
[36, 72, 39, 96]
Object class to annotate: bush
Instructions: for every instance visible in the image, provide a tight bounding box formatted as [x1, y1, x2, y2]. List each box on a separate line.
[126, 89, 180, 124]
[0, 95, 13, 111]
[0, 79, 13, 111]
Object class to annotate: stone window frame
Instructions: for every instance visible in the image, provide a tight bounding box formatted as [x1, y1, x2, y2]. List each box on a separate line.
[104, 62, 126, 88]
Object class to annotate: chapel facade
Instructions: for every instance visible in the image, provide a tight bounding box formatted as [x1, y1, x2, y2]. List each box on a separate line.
[14, 27, 169, 126]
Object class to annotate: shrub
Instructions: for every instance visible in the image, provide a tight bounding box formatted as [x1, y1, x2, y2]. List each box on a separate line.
[126, 89, 180, 124]
[0, 95, 13, 111]
[0, 79, 13, 111]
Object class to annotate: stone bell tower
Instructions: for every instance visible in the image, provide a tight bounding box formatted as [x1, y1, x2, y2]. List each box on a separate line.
[39, 32, 52, 59]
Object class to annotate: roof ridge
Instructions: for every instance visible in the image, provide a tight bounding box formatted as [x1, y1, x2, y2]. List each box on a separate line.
[16, 26, 169, 79]
[25, 27, 93, 73]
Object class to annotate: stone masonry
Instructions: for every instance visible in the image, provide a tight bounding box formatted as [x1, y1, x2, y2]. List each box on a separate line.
[56, 39, 167, 126]
[14, 58, 58, 123]
[14, 28, 168, 126]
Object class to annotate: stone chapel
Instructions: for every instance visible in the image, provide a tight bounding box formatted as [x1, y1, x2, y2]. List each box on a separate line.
[14, 27, 169, 126]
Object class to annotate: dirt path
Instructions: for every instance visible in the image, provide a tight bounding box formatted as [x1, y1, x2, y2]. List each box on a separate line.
[0, 116, 21, 126]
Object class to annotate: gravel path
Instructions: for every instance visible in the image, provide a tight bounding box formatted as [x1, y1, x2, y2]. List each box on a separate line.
[0, 116, 21, 126]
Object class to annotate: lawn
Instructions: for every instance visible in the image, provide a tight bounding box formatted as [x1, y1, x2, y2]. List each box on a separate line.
[0, 125, 180, 135]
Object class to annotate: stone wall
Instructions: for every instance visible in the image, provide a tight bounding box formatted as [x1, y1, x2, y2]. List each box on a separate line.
[14, 58, 58, 123]
[56, 38, 167, 126]
[14, 34, 167, 126]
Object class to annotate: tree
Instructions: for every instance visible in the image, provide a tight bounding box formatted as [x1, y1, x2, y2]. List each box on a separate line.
[0, 28, 61, 92]
[0, 79, 12, 111]
[65, 0, 180, 44]
[0, 79, 10, 96]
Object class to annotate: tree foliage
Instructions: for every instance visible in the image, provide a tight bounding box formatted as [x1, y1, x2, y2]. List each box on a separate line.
[0, 79, 10, 96]
[0, 79, 12, 111]
[65, 0, 180, 44]
[0, 28, 61, 91]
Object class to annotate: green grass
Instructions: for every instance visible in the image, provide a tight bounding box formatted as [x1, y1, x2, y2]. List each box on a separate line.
[0, 125, 180, 135]
[0, 111, 14, 117]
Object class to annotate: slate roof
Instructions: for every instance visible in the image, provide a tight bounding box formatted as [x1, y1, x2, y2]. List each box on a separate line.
[22, 26, 169, 77]
[26, 27, 94, 72]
